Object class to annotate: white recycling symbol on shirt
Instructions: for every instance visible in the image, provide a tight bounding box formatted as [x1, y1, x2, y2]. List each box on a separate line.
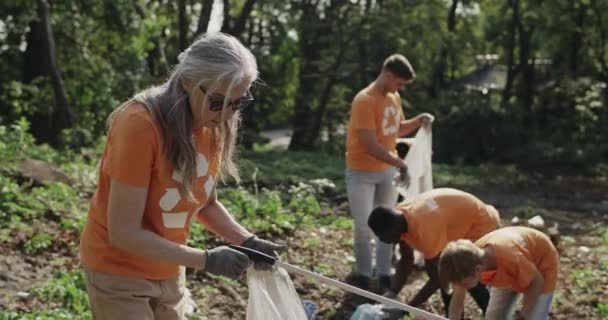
[382, 106, 400, 136]
[159, 152, 215, 229]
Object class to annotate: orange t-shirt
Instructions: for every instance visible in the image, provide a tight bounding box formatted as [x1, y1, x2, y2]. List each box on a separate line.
[476, 226, 559, 293]
[346, 84, 405, 171]
[399, 188, 500, 259]
[80, 103, 220, 280]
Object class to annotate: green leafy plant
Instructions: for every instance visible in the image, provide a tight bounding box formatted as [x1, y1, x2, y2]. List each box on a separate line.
[34, 271, 90, 315]
[23, 233, 54, 255]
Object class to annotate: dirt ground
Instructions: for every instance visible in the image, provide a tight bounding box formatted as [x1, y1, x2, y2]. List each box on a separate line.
[1, 177, 607, 319]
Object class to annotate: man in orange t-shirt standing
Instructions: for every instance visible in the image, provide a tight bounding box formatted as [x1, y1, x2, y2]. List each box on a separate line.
[367, 188, 499, 316]
[439, 227, 559, 320]
[345, 54, 433, 291]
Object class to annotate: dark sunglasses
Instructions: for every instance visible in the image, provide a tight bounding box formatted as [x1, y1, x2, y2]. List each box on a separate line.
[199, 86, 254, 112]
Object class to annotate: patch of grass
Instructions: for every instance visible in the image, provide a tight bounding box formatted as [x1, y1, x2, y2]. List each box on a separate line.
[239, 149, 345, 188]
[434, 163, 528, 187]
[33, 271, 90, 316]
[596, 303, 608, 319]
[23, 233, 54, 255]
[197, 285, 221, 296]
[188, 222, 210, 248]
[303, 238, 322, 249]
[570, 268, 601, 295]
[329, 216, 353, 230]
[0, 309, 88, 320]
[0, 180, 81, 228]
[237, 148, 536, 194]
[219, 183, 330, 234]
[314, 263, 336, 277]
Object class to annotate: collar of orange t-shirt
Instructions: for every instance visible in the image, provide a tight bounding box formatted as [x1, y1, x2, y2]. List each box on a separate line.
[480, 270, 497, 283]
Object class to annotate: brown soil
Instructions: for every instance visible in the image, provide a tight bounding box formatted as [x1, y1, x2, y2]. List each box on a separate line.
[1, 179, 607, 319]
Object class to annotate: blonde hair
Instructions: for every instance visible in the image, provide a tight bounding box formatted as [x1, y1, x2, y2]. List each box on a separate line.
[108, 33, 258, 198]
[439, 240, 483, 285]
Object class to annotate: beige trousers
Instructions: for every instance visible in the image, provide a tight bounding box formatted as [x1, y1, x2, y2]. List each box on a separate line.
[83, 266, 187, 320]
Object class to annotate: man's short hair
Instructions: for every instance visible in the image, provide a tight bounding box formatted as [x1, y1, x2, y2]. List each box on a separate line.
[368, 205, 408, 234]
[439, 240, 483, 285]
[383, 54, 416, 80]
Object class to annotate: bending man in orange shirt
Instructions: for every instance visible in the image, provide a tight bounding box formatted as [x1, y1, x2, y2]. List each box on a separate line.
[439, 226, 559, 320]
[345, 54, 433, 291]
[367, 188, 500, 316]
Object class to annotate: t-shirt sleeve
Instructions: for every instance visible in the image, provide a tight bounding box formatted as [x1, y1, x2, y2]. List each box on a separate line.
[102, 110, 157, 187]
[511, 253, 538, 290]
[349, 96, 375, 131]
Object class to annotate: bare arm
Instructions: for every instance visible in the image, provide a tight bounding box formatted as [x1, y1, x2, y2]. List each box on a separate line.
[398, 116, 423, 137]
[392, 241, 415, 293]
[107, 179, 207, 270]
[358, 129, 406, 168]
[398, 113, 434, 137]
[521, 271, 545, 318]
[195, 188, 253, 245]
[448, 285, 466, 320]
[409, 257, 442, 307]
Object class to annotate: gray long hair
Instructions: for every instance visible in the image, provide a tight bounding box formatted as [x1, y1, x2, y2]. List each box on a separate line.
[108, 33, 258, 196]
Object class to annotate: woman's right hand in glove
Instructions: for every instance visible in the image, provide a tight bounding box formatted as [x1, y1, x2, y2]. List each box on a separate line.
[204, 246, 250, 279]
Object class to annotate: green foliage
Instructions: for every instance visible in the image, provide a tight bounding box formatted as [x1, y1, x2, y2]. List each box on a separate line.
[0, 179, 80, 226]
[570, 268, 603, 294]
[23, 232, 54, 255]
[239, 149, 345, 188]
[0, 309, 87, 320]
[0, 120, 87, 227]
[597, 303, 608, 319]
[0, 271, 95, 319]
[33, 271, 90, 316]
[1, 0, 607, 167]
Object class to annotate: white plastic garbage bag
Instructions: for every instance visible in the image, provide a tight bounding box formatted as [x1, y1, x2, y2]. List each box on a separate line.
[396, 124, 434, 267]
[246, 266, 308, 320]
[401, 124, 433, 198]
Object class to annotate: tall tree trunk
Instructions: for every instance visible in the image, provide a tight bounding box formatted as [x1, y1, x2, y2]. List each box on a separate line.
[220, 0, 256, 38]
[590, 0, 608, 82]
[357, 0, 372, 88]
[568, 3, 585, 75]
[132, 0, 168, 77]
[502, 0, 519, 105]
[230, 0, 256, 37]
[103, 0, 127, 33]
[289, 1, 352, 150]
[23, 17, 46, 84]
[288, 3, 323, 151]
[430, 0, 458, 97]
[178, 0, 188, 51]
[518, 25, 535, 111]
[196, 0, 214, 36]
[222, 0, 231, 32]
[38, 0, 73, 143]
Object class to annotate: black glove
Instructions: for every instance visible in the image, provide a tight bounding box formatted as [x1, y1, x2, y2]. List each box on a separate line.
[241, 236, 286, 269]
[204, 246, 250, 279]
[241, 236, 286, 258]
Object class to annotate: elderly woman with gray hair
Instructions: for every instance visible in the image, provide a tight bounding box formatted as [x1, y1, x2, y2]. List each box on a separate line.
[79, 33, 284, 319]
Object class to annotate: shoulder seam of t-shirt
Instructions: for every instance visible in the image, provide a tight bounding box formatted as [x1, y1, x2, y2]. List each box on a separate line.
[111, 106, 158, 138]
